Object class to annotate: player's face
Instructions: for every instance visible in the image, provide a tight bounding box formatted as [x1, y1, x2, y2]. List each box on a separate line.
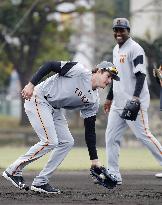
[113, 28, 130, 46]
[98, 71, 112, 89]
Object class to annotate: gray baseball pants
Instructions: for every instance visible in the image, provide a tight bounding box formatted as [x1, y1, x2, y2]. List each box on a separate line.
[106, 107, 162, 181]
[6, 95, 74, 186]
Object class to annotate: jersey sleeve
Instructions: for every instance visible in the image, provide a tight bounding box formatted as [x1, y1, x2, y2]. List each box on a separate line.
[131, 44, 147, 75]
[64, 62, 91, 78]
[30, 61, 78, 85]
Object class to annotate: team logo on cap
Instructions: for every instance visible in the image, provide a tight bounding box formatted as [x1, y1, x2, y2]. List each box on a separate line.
[117, 20, 121, 25]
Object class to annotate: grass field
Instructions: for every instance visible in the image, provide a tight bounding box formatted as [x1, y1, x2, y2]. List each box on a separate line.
[0, 146, 161, 171]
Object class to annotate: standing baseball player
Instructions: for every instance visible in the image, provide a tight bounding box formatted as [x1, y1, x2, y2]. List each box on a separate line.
[104, 18, 162, 184]
[2, 60, 119, 193]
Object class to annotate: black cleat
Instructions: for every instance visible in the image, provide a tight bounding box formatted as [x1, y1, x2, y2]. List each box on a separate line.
[31, 183, 61, 194]
[2, 171, 29, 191]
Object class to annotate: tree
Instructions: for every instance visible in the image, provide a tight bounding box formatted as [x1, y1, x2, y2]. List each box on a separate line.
[135, 37, 162, 98]
[94, 0, 116, 62]
[0, 0, 86, 125]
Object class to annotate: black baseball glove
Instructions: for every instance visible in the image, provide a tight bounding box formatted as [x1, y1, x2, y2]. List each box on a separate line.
[120, 99, 140, 121]
[90, 166, 117, 189]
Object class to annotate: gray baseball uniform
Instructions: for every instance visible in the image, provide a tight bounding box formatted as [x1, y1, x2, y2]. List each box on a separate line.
[106, 38, 162, 182]
[6, 61, 99, 186]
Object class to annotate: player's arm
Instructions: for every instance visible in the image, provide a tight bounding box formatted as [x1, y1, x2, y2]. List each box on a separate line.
[30, 61, 77, 86]
[104, 83, 113, 113]
[120, 72, 146, 121]
[84, 115, 118, 188]
[21, 61, 77, 100]
[84, 115, 101, 167]
[133, 71, 146, 99]
[131, 47, 146, 100]
[120, 52, 146, 121]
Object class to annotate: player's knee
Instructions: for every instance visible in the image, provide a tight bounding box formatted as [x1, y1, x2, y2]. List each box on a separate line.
[66, 138, 74, 148]
[60, 138, 74, 149]
[69, 138, 74, 147]
[50, 140, 59, 147]
[42, 139, 59, 148]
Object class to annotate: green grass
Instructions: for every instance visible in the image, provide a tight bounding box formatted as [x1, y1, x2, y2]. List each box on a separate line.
[0, 116, 20, 128]
[0, 146, 161, 171]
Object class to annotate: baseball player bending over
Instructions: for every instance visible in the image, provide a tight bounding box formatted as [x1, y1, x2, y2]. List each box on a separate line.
[3, 60, 119, 193]
[104, 18, 162, 185]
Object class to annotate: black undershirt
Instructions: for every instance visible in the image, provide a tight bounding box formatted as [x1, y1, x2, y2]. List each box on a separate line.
[133, 72, 146, 97]
[30, 61, 77, 86]
[106, 72, 146, 100]
[84, 116, 98, 160]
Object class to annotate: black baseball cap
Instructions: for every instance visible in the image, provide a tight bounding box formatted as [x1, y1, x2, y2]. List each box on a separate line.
[113, 18, 130, 29]
[96, 61, 120, 81]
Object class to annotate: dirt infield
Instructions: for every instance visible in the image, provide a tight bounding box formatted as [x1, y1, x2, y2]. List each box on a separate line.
[1, 170, 162, 205]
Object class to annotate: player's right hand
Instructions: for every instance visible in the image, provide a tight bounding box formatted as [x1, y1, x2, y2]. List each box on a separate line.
[103, 99, 112, 113]
[21, 82, 35, 100]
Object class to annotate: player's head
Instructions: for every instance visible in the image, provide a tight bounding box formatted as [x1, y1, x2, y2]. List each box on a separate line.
[92, 61, 119, 89]
[96, 61, 120, 81]
[112, 18, 130, 46]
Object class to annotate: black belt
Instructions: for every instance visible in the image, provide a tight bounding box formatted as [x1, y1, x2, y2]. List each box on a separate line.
[44, 96, 59, 109]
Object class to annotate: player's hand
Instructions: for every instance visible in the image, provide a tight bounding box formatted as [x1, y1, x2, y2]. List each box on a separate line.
[21, 82, 35, 100]
[153, 68, 157, 77]
[103, 99, 112, 113]
[132, 96, 139, 101]
[91, 159, 101, 168]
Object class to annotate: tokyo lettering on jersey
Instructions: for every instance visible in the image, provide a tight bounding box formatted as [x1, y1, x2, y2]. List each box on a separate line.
[32, 61, 99, 119]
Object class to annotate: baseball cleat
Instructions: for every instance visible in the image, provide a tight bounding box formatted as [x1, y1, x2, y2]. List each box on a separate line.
[31, 183, 61, 194]
[2, 171, 29, 191]
[155, 172, 162, 178]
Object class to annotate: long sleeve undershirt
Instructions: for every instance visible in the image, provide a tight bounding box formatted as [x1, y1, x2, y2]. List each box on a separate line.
[106, 72, 146, 100]
[30, 61, 77, 86]
[84, 115, 98, 160]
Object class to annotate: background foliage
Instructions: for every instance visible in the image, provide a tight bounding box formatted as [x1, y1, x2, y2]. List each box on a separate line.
[0, 0, 162, 125]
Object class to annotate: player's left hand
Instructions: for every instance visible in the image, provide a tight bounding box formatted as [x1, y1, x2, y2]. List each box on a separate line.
[90, 165, 117, 189]
[103, 99, 112, 113]
[21, 82, 35, 100]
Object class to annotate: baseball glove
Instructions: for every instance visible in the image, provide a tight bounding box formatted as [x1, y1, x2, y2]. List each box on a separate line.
[90, 166, 117, 189]
[120, 99, 140, 121]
